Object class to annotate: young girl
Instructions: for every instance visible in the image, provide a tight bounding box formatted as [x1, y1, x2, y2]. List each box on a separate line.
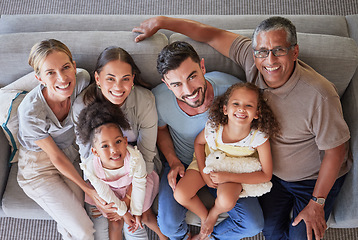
[173, 82, 280, 239]
[77, 101, 167, 240]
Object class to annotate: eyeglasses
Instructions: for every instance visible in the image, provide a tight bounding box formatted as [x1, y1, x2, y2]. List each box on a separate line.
[253, 45, 296, 58]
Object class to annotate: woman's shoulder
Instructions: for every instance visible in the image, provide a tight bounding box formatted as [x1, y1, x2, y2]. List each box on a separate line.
[18, 85, 45, 116]
[73, 68, 91, 97]
[133, 85, 154, 98]
[128, 85, 155, 107]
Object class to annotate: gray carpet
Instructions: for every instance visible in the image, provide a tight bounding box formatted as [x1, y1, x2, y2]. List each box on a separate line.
[1, 0, 358, 239]
[1, 0, 358, 15]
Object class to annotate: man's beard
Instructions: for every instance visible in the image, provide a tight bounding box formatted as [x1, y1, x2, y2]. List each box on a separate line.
[180, 82, 207, 108]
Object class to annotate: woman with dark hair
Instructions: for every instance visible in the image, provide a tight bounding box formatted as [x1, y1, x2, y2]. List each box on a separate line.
[73, 46, 161, 240]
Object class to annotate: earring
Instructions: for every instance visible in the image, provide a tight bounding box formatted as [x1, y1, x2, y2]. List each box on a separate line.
[97, 85, 101, 90]
[132, 85, 134, 90]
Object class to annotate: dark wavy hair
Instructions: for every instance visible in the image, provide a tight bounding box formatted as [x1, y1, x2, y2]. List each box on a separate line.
[77, 101, 131, 145]
[83, 46, 148, 105]
[209, 82, 280, 138]
[157, 41, 200, 78]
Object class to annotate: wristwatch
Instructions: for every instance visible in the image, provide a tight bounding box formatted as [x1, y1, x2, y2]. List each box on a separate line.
[311, 196, 325, 205]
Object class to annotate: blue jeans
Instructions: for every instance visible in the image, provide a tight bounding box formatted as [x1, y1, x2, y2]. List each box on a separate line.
[259, 175, 346, 240]
[157, 163, 264, 240]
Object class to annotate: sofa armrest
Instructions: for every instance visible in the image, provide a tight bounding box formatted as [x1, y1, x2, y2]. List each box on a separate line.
[0, 130, 11, 201]
[329, 71, 358, 228]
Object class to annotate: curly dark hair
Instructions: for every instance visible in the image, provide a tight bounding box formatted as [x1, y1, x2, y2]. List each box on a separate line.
[77, 101, 131, 145]
[209, 82, 280, 138]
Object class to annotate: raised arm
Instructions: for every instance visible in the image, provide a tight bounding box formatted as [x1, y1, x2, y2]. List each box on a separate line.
[132, 16, 239, 58]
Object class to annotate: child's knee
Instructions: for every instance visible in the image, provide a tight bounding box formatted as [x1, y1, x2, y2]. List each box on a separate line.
[173, 186, 187, 204]
[216, 194, 237, 211]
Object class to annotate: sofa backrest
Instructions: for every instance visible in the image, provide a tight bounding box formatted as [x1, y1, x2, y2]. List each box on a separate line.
[0, 31, 167, 88]
[170, 31, 358, 97]
[0, 14, 350, 37]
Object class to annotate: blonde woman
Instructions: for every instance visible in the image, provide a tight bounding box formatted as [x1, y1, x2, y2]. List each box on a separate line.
[17, 39, 104, 240]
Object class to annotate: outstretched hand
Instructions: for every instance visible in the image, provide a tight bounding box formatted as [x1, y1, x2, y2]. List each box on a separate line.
[132, 17, 161, 42]
[292, 201, 326, 240]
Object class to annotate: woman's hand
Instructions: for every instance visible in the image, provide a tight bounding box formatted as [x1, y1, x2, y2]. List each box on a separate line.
[88, 188, 117, 217]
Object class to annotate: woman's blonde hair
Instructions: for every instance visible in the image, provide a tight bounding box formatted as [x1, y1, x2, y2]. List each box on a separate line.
[28, 39, 73, 75]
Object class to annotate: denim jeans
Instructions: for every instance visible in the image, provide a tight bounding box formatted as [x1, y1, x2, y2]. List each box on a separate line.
[259, 175, 346, 240]
[157, 163, 264, 240]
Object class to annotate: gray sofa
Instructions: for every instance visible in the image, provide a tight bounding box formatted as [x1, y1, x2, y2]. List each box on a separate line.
[0, 14, 358, 231]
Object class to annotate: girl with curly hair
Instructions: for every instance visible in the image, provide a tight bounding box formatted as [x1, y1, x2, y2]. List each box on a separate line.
[77, 101, 167, 240]
[173, 82, 280, 240]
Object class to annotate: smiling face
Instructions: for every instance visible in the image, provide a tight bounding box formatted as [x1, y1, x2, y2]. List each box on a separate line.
[254, 29, 299, 88]
[223, 87, 259, 127]
[163, 57, 207, 108]
[91, 123, 128, 170]
[36, 50, 77, 101]
[95, 59, 135, 106]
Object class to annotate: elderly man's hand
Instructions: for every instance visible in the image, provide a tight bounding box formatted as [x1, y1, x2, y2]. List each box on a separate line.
[292, 200, 326, 240]
[132, 16, 163, 42]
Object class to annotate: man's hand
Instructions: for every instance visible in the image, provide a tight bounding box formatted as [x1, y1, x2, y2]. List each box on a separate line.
[167, 162, 185, 191]
[292, 201, 326, 240]
[132, 17, 162, 42]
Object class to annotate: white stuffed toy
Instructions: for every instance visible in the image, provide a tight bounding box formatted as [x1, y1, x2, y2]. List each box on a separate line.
[203, 150, 272, 198]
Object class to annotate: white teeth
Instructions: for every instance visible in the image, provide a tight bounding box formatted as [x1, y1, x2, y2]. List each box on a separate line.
[234, 113, 246, 119]
[111, 92, 124, 97]
[57, 83, 70, 89]
[265, 66, 280, 71]
[186, 91, 198, 99]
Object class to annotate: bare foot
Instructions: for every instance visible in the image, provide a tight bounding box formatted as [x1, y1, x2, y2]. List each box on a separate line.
[192, 232, 206, 240]
[200, 211, 218, 237]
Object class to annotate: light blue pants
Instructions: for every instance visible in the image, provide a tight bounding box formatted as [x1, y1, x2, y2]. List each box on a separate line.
[157, 163, 264, 240]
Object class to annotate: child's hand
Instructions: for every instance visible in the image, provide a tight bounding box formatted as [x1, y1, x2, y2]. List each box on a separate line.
[203, 172, 218, 188]
[135, 215, 143, 230]
[123, 212, 137, 233]
[107, 212, 122, 222]
[210, 171, 229, 184]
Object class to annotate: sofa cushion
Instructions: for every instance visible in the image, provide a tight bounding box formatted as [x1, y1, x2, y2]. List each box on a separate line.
[2, 163, 52, 219]
[170, 31, 358, 97]
[0, 89, 27, 163]
[0, 31, 168, 88]
[0, 72, 39, 164]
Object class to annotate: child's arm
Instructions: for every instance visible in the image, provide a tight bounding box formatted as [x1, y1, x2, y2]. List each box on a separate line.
[194, 130, 218, 188]
[128, 146, 147, 216]
[80, 160, 129, 216]
[210, 140, 273, 184]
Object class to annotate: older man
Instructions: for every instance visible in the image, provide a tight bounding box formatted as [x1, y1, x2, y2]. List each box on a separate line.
[133, 16, 351, 240]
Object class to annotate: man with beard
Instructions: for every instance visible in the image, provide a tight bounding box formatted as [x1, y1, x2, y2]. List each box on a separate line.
[134, 17, 351, 240]
[151, 41, 264, 240]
